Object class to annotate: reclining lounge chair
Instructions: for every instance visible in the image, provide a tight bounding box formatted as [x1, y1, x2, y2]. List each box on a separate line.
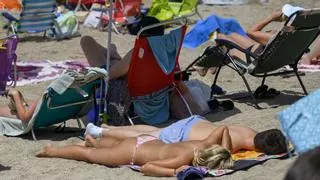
[0, 68, 106, 140]
[184, 8, 320, 106]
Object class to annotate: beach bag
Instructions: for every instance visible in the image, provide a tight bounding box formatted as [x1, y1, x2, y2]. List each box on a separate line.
[279, 88, 320, 153]
[52, 11, 80, 39]
[170, 80, 211, 119]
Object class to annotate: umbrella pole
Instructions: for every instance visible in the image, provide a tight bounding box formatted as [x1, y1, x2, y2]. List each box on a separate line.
[99, 0, 113, 124]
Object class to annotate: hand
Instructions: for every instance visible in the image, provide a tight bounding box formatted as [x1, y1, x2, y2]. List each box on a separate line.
[175, 165, 190, 175]
[270, 11, 283, 22]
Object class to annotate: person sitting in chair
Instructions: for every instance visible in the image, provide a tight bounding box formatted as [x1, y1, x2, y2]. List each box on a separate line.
[85, 115, 288, 155]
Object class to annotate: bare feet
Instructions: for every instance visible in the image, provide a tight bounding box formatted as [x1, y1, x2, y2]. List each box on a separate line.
[36, 144, 53, 157]
[85, 135, 99, 148]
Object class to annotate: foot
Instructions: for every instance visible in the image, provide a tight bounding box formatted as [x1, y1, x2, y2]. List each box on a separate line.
[36, 144, 53, 157]
[84, 123, 103, 138]
[85, 135, 98, 148]
[299, 54, 311, 65]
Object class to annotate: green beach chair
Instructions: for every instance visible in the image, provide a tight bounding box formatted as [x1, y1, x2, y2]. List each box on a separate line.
[0, 68, 106, 140]
[184, 8, 320, 107]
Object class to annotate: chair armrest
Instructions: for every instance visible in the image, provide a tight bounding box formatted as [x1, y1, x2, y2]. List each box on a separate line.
[1, 12, 18, 22]
[215, 38, 260, 61]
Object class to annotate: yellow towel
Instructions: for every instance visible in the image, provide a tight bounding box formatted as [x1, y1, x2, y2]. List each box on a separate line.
[232, 150, 264, 161]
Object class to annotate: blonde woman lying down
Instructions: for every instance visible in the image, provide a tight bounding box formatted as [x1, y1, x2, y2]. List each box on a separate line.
[37, 126, 234, 177]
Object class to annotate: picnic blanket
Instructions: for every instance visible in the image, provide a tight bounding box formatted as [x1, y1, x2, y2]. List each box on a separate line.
[9, 60, 89, 86]
[125, 150, 290, 178]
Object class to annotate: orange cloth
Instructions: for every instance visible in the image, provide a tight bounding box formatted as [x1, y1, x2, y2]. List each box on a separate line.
[0, 0, 22, 10]
[232, 150, 264, 161]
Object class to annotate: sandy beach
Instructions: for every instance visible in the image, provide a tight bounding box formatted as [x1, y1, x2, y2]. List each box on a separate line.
[1, 0, 320, 179]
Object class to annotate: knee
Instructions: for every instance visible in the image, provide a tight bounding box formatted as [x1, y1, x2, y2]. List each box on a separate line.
[80, 36, 94, 48]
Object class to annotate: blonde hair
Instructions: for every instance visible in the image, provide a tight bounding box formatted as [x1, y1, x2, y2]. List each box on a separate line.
[192, 145, 234, 169]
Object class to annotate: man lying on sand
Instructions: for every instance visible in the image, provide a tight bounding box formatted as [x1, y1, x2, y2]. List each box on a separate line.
[37, 126, 234, 177]
[85, 115, 288, 155]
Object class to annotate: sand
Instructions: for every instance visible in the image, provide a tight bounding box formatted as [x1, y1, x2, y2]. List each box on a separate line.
[0, 0, 320, 179]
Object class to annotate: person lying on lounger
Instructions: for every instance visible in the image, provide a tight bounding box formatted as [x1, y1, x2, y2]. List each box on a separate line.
[216, 4, 319, 65]
[37, 126, 234, 177]
[85, 115, 288, 155]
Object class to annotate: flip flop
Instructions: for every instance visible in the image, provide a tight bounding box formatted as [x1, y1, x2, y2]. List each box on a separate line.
[207, 99, 234, 111]
[254, 85, 268, 99]
[262, 88, 280, 99]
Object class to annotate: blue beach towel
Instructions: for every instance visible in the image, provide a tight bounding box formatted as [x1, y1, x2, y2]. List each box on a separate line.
[279, 88, 320, 153]
[147, 27, 182, 75]
[183, 15, 247, 48]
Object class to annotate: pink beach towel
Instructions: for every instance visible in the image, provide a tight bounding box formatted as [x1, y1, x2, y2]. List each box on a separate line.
[9, 60, 89, 86]
[298, 64, 320, 72]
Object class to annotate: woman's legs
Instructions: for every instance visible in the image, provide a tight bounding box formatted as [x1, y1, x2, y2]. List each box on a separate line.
[80, 36, 122, 67]
[85, 123, 161, 140]
[37, 137, 136, 166]
[300, 35, 320, 64]
[85, 135, 121, 148]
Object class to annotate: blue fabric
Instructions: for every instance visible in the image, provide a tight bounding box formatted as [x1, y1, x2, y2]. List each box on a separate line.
[183, 14, 247, 48]
[133, 88, 170, 125]
[147, 27, 182, 75]
[177, 166, 206, 180]
[159, 115, 203, 143]
[279, 88, 320, 153]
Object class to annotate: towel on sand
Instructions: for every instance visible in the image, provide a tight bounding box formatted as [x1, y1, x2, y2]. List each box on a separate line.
[183, 14, 247, 48]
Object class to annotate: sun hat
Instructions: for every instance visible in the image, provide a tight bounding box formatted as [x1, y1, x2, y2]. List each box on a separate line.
[282, 4, 304, 18]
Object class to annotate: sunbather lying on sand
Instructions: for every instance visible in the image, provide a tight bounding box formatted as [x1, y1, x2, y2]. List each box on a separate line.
[0, 88, 39, 122]
[217, 4, 319, 65]
[37, 126, 234, 177]
[85, 115, 288, 155]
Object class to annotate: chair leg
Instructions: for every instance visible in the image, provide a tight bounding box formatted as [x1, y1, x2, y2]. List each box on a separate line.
[294, 69, 308, 95]
[76, 118, 83, 129]
[31, 128, 37, 141]
[261, 73, 267, 86]
[210, 65, 222, 98]
[239, 74, 261, 109]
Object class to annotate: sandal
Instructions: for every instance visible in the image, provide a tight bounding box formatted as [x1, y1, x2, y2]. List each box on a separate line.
[254, 85, 280, 99]
[207, 99, 234, 111]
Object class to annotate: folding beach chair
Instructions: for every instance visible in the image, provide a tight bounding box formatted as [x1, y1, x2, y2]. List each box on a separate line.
[184, 8, 320, 106]
[97, 0, 142, 33]
[127, 18, 192, 125]
[0, 68, 106, 140]
[0, 35, 18, 96]
[2, 0, 56, 37]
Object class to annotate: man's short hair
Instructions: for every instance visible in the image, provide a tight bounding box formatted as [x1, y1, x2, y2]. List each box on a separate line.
[127, 16, 165, 37]
[254, 129, 287, 155]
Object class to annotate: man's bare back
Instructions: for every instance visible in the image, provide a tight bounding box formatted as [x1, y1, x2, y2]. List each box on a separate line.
[188, 120, 257, 153]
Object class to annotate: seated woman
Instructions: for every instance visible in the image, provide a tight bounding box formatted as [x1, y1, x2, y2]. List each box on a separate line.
[37, 126, 234, 177]
[85, 115, 288, 155]
[0, 88, 39, 122]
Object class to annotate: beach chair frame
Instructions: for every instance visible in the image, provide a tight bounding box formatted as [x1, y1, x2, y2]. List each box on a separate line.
[184, 8, 320, 108]
[0, 35, 18, 96]
[126, 15, 194, 125]
[2, 0, 57, 38]
[30, 79, 102, 140]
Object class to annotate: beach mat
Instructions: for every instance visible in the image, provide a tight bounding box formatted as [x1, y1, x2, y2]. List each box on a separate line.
[9, 60, 89, 86]
[124, 150, 290, 178]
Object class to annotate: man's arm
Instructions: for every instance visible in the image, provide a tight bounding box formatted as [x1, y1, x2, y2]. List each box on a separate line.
[247, 11, 283, 45]
[204, 126, 232, 152]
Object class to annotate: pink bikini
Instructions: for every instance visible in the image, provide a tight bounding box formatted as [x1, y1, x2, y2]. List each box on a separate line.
[130, 135, 157, 165]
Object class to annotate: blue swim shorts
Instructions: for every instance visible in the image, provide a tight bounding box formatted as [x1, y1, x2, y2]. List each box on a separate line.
[159, 115, 204, 144]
